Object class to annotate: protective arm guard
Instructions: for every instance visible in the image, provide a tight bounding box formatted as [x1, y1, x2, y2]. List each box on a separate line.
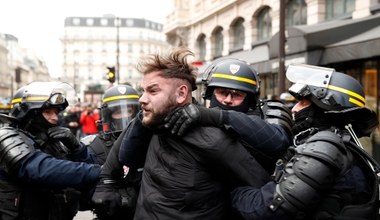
[270, 130, 351, 217]
[0, 127, 35, 174]
[261, 100, 293, 137]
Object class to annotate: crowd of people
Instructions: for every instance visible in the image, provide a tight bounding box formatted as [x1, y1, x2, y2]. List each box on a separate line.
[0, 46, 379, 220]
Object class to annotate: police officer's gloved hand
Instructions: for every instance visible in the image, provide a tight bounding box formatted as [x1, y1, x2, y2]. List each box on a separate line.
[92, 178, 122, 217]
[164, 103, 222, 136]
[47, 127, 81, 151]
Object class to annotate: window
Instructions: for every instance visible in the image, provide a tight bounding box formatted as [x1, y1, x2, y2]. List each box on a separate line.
[232, 18, 245, 50]
[213, 27, 223, 58]
[257, 7, 272, 40]
[286, 0, 307, 26]
[197, 34, 206, 61]
[73, 18, 80, 26]
[86, 18, 94, 26]
[126, 19, 134, 26]
[100, 18, 108, 26]
[326, 0, 355, 19]
[364, 69, 377, 98]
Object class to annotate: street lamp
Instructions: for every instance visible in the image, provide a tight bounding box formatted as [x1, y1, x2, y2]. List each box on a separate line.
[278, 0, 286, 94]
[116, 17, 120, 84]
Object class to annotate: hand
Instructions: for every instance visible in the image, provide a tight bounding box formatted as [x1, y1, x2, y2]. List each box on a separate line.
[92, 179, 122, 217]
[164, 103, 200, 136]
[47, 127, 80, 150]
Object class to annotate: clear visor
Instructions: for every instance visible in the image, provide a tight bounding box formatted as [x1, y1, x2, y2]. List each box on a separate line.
[101, 100, 140, 133]
[286, 64, 335, 88]
[286, 64, 335, 99]
[23, 82, 78, 105]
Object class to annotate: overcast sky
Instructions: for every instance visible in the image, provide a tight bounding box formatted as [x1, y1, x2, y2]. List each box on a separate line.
[0, 0, 173, 78]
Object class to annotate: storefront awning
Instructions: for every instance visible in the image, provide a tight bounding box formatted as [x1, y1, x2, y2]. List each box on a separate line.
[268, 13, 380, 63]
[321, 25, 380, 64]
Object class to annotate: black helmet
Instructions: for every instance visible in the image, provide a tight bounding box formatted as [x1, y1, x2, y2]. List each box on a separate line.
[287, 64, 378, 137]
[100, 85, 140, 135]
[202, 58, 260, 100]
[287, 64, 365, 111]
[10, 82, 78, 120]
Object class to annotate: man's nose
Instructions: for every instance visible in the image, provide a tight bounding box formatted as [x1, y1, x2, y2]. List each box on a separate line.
[223, 93, 233, 104]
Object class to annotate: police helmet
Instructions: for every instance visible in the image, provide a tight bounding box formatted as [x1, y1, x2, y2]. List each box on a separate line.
[10, 82, 78, 120]
[287, 64, 378, 137]
[279, 92, 296, 109]
[0, 98, 11, 115]
[286, 64, 365, 111]
[202, 58, 260, 100]
[100, 85, 140, 135]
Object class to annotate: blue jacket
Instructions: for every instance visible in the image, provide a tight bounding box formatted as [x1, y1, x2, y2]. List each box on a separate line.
[15, 147, 100, 189]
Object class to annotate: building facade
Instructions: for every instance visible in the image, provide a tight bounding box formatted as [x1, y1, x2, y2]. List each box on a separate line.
[61, 15, 169, 104]
[0, 33, 50, 100]
[164, 0, 380, 116]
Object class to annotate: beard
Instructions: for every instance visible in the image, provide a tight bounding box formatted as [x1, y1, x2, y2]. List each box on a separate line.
[142, 95, 177, 129]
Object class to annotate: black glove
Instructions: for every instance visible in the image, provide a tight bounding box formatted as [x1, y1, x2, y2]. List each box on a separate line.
[92, 179, 122, 217]
[164, 103, 222, 136]
[164, 103, 200, 136]
[47, 127, 81, 151]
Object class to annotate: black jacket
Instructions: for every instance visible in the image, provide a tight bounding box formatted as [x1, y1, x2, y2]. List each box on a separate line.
[134, 126, 270, 220]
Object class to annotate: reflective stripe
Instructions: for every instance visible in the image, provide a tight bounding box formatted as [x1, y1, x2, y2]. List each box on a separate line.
[103, 95, 139, 103]
[12, 96, 51, 104]
[11, 98, 22, 104]
[212, 73, 257, 85]
[327, 85, 365, 106]
[25, 96, 49, 102]
[349, 97, 365, 107]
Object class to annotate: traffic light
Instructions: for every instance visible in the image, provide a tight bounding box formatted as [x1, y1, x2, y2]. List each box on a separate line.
[106, 67, 116, 83]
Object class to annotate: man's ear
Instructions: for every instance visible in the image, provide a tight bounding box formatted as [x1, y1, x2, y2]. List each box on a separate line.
[176, 85, 189, 104]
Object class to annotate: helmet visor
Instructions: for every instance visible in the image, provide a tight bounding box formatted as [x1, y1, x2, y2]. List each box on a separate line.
[101, 100, 140, 133]
[286, 64, 334, 99]
[23, 82, 78, 106]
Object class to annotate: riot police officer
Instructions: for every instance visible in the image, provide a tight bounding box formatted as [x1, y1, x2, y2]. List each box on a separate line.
[231, 64, 380, 220]
[83, 84, 141, 165]
[84, 85, 140, 219]
[0, 82, 101, 220]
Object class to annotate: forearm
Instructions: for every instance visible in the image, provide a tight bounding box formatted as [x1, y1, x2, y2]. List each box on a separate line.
[231, 182, 290, 220]
[224, 111, 291, 157]
[18, 150, 101, 188]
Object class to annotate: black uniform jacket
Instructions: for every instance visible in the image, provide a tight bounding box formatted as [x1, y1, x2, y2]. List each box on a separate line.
[134, 125, 270, 220]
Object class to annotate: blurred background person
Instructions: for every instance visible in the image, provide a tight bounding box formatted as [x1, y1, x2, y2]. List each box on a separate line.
[62, 104, 82, 139]
[80, 104, 99, 137]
